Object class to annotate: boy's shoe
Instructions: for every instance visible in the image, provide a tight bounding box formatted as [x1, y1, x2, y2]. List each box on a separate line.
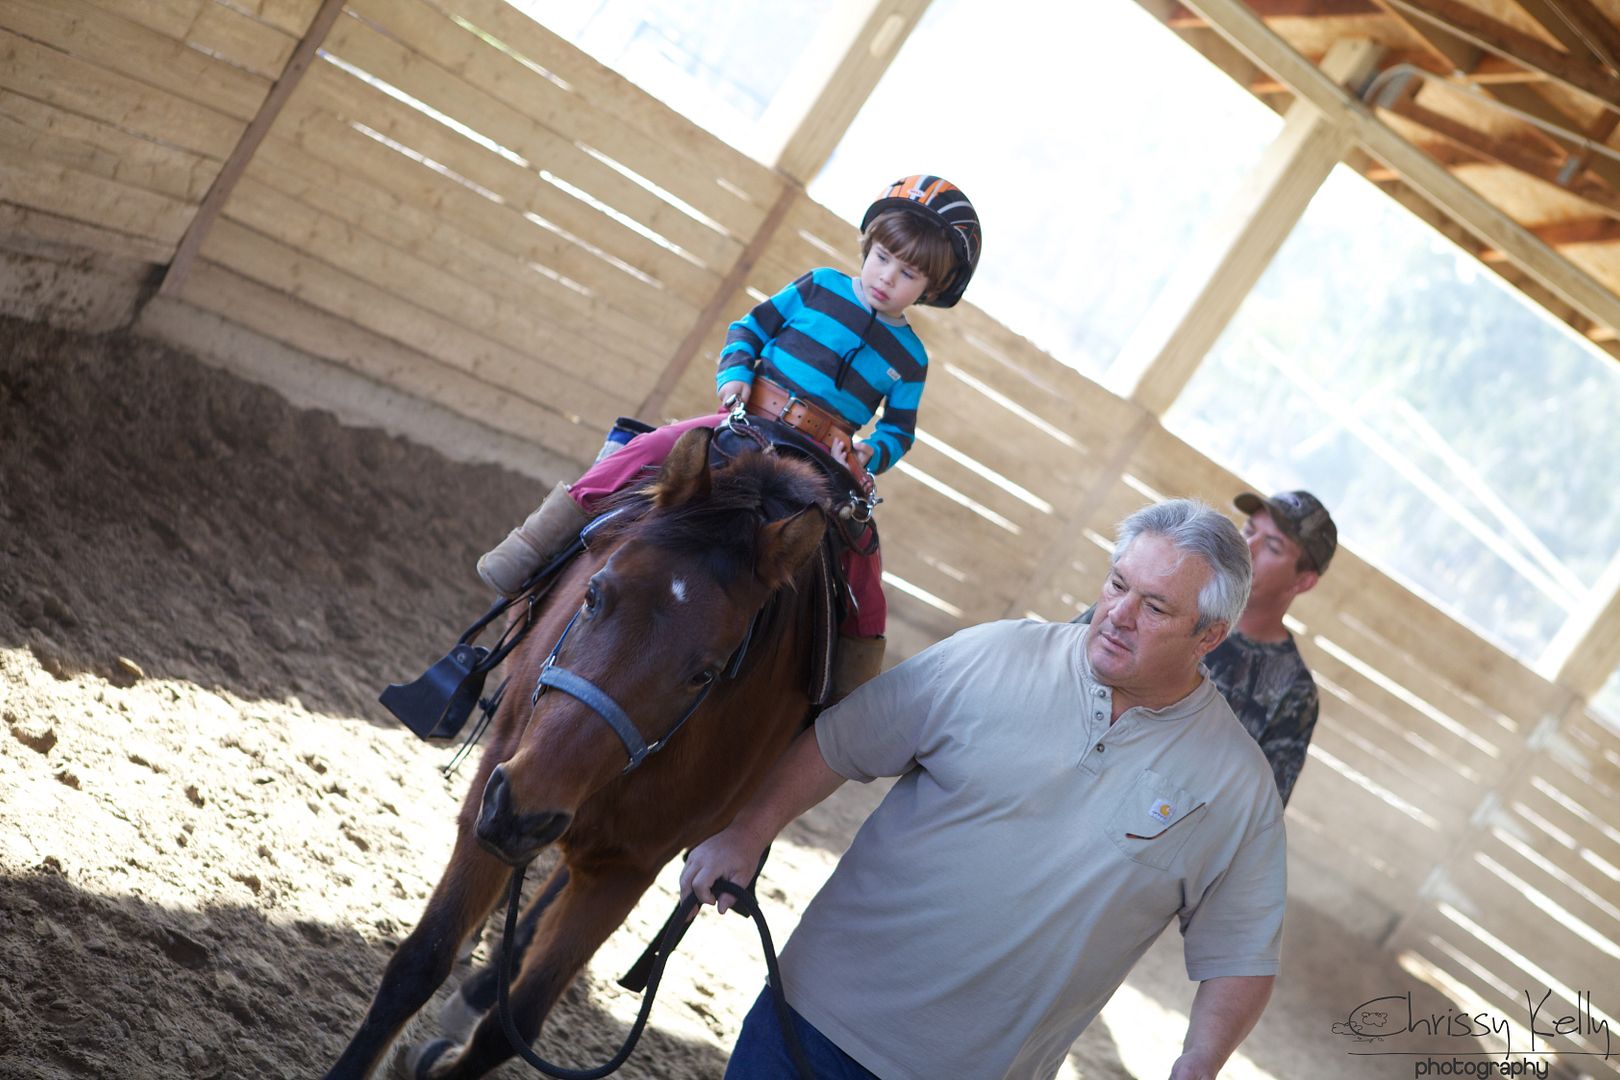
[476, 482, 588, 598]
[829, 634, 886, 703]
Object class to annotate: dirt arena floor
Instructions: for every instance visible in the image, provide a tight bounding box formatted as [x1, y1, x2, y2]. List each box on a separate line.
[0, 314, 1463, 1079]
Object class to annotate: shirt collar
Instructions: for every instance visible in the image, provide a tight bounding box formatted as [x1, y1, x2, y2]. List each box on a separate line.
[1075, 622, 1220, 722]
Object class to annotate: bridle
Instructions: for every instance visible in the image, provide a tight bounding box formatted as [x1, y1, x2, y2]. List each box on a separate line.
[527, 590, 759, 775]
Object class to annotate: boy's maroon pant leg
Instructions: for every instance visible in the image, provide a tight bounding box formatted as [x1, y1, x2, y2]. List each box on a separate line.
[569, 409, 887, 636]
[567, 413, 727, 512]
[840, 546, 886, 637]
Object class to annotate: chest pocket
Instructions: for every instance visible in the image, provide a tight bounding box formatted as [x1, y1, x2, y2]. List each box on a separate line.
[1106, 768, 1207, 871]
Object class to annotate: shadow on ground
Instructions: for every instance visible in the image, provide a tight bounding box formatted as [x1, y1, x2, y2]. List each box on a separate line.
[0, 316, 543, 723]
[0, 866, 731, 1080]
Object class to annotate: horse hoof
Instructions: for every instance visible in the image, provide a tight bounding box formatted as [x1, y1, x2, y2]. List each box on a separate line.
[395, 1037, 455, 1080]
[438, 988, 484, 1044]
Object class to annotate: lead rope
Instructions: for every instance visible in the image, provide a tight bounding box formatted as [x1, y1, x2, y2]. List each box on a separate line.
[493, 864, 816, 1080]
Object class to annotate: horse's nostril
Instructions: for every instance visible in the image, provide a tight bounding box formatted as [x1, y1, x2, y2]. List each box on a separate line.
[476, 766, 571, 863]
[476, 765, 511, 838]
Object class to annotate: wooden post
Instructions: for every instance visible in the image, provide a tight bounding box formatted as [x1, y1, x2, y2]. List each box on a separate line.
[773, 0, 936, 185]
[1542, 548, 1620, 697]
[158, 0, 346, 298]
[1111, 38, 1385, 418]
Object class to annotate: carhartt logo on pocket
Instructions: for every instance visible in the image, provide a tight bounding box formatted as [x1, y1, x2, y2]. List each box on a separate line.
[1149, 800, 1174, 824]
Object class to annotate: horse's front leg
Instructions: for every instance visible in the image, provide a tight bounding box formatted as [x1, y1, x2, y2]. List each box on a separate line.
[412, 859, 660, 1080]
[321, 831, 509, 1080]
[436, 860, 573, 1043]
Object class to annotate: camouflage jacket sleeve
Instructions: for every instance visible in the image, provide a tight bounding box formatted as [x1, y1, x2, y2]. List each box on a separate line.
[1259, 678, 1319, 806]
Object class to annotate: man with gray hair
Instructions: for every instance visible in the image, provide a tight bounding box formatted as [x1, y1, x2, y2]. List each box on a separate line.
[683, 499, 1286, 1080]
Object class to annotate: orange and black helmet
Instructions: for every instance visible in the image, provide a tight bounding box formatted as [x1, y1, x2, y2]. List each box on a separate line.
[861, 175, 982, 308]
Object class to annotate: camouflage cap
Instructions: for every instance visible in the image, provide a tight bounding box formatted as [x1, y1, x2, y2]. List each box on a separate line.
[1234, 489, 1337, 574]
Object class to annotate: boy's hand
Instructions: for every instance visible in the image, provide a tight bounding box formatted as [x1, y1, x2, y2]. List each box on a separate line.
[828, 437, 875, 495]
[719, 381, 751, 409]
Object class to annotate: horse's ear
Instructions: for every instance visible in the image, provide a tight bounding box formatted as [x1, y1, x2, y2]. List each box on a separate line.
[755, 505, 826, 590]
[648, 428, 713, 508]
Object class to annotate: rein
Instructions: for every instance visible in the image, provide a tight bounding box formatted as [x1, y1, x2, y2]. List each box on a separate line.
[493, 864, 815, 1080]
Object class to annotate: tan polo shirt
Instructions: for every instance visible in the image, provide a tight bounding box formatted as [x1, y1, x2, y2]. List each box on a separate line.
[776, 619, 1286, 1080]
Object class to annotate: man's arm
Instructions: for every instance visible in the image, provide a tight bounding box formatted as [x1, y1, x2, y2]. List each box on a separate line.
[1169, 974, 1275, 1080]
[677, 726, 846, 913]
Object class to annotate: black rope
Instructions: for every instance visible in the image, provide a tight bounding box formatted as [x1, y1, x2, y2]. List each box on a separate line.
[493, 865, 816, 1080]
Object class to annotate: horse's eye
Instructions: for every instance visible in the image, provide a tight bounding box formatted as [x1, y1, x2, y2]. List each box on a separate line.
[583, 584, 600, 613]
[690, 668, 717, 688]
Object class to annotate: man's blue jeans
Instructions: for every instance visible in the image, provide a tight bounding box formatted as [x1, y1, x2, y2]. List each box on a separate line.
[723, 986, 881, 1079]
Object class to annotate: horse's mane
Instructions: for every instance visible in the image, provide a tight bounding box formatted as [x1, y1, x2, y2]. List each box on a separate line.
[589, 450, 830, 585]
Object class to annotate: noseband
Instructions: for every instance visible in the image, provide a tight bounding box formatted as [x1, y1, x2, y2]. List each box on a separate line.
[528, 599, 758, 775]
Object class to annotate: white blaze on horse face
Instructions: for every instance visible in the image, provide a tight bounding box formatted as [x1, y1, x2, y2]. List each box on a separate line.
[671, 578, 688, 604]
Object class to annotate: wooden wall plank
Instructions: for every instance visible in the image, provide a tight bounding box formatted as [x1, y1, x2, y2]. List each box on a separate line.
[1, 0, 271, 121]
[1, 91, 220, 203]
[224, 0, 325, 38]
[285, 64, 724, 307]
[77, 0, 297, 78]
[187, 1, 297, 76]
[347, 0, 768, 239]
[257, 96, 696, 337]
[241, 135, 686, 360]
[217, 180, 662, 401]
[196, 218, 631, 439]
[174, 262, 597, 465]
[0, 201, 175, 264]
[437, 0, 780, 204]
[0, 29, 241, 159]
[322, 14, 740, 272]
[0, 157, 194, 245]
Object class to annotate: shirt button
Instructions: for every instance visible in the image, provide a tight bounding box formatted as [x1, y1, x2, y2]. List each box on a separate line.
[1096, 742, 1106, 752]
[1094, 711, 1104, 720]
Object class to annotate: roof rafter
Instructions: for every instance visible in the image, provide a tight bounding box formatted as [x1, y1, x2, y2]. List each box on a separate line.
[1384, 0, 1620, 110]
[1475, 215, 1620, 260]
[1167, 0, 1378, 27]
[1508, 0, 1620, 74]
[1378, 91, 1620, 218]
[1374, 0, 1620, 190]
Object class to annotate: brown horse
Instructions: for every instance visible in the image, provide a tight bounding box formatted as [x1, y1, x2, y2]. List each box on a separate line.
[322, 428, 830, 1080]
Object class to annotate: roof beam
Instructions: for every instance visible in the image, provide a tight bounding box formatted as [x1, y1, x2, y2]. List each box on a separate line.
[1369, 0, 1481, 73]
[1167, 0, 1377, 27]
[1384, 0, 1620, 111]
[1378, 93, 1620, 218]
[1179, 0, 1620, 340]
[1363, 2, 1620, 193]
[1476, 215, 1620, 259]
[1247, 51, 1536, 93]
[1505, 0, 1603, 61]
[1510, 0, 1620, 74]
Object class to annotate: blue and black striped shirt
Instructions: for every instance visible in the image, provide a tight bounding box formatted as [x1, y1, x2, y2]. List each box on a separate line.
[716, 267, 928, 473]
